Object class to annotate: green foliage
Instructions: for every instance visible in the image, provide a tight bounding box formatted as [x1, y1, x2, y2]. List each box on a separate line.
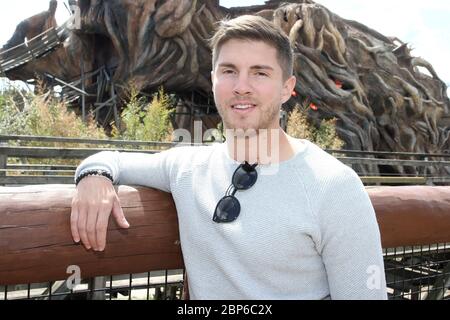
[0, 84, 30, 135]
[25, 95, 107, 141]
[0, 81, 108, 167]
[0, 82, 107, 141]
[112, 86, 175, 145]
[0, 80, 177, 175]
[287, 105, 345, 150]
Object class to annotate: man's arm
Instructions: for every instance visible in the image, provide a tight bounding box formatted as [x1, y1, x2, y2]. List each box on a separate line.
[316, 167, 388, 300]
[72, 148, 181, 251]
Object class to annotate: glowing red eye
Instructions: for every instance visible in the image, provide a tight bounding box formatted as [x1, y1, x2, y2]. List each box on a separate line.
[334, 80, 343, 89]
[310, 103, 318, 111]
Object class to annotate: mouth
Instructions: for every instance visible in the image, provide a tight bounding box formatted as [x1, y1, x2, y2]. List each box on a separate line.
[231, 103, 257, 114]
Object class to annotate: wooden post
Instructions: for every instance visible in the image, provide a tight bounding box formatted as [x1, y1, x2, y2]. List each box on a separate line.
[95, 67, 105, 121]
[0, 142, 7, 184]
[81, 60, 86, 122]
[111, 82, 120, 129]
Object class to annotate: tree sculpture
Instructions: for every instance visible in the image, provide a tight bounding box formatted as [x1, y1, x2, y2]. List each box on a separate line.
[1, 0, 449, 176]
[2, 0, 58, 51]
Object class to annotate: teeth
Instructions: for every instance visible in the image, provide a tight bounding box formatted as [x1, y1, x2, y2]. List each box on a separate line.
[233, 104, 254, 109]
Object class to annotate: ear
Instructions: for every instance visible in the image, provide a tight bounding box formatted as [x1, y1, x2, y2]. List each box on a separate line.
[281, 76, 296, 104]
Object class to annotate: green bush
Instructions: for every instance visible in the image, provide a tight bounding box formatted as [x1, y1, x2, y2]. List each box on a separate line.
[0, 83, 30, 135]
[25, 95, 108, 142]
[0, 81, 107, 141]
[0, 81, 108, 167]
[287, 105, 344, 150]
[112, 86, 174, 146]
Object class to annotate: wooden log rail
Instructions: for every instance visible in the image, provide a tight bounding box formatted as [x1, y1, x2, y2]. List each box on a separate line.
[0, 185, 183, 286]
[0, 185, 449, 286]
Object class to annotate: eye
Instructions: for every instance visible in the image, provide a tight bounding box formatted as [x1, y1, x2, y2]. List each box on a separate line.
[256, 72, 268, 77]
[222, 69, 235, 74]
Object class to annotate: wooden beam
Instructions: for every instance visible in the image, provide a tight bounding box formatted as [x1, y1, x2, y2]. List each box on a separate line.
[0, 185, 183, 285]
[44, 73, 90, 96]
[0, 146, 158, 159]
[0, 185, 449, 286]
[340, 157, 450, 167]
[6, 164, 76, 170]
[326, 149, 450, 159]
[361, 176, 427, 184]
[0, 175, 74, 185]
[0, 134, 201, 148]
[367, 186, 450, 248]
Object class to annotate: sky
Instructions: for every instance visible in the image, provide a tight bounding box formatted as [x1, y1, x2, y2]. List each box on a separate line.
[0, 0, 449, 92]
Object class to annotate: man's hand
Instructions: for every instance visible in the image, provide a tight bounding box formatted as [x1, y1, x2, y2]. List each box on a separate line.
[71, 176, 130, 251]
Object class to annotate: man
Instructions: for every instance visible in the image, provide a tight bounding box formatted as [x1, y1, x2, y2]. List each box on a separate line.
[71, 15, 387, 300]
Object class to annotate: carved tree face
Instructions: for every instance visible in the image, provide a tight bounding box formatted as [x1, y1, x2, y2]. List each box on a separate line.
[211, 39, 295, 132]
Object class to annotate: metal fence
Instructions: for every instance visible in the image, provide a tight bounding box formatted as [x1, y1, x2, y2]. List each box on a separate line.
[2, 244, 449, 300]
[1, 270, 185, 301]
[385, 243, 450, 300]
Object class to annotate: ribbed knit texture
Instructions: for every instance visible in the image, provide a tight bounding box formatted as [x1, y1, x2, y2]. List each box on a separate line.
[75, 138, 387, 300]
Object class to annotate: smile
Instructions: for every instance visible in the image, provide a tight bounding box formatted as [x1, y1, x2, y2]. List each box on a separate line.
[231, 104, 257, 114]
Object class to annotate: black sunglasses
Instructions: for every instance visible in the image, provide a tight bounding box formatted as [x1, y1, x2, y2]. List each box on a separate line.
[213, 161, 258, 223]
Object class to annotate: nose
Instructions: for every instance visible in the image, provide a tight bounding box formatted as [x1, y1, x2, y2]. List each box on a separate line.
[233, 73, 253, 96]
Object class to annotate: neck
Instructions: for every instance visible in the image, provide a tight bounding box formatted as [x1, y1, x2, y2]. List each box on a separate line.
[224, 128, 296, 165]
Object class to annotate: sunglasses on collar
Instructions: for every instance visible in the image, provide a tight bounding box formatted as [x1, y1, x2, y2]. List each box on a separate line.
[213, 161, 258, 223]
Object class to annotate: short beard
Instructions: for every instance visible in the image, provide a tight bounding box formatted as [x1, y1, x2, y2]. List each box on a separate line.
[219, 103, 280, 135]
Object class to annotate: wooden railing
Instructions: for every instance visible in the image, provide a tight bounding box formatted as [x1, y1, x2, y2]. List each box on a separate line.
[0, 185, 449, 287]
[0, 135, 205, 185]
[0, 22, 70, 74]
[1, 135, 449, 186]
[0, 185, 183, 286]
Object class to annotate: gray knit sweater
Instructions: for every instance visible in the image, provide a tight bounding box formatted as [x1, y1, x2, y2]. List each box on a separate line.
[75, 138, 388, 300]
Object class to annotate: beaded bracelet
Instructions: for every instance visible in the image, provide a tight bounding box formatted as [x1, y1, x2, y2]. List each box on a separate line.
[75, 169, 114, 186]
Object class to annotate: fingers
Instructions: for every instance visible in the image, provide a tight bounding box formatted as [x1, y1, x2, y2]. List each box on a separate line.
[73, 202, 111, 251]
[96, 207, 110, 252]
[70, 205, 80, 243]
[97, 199, 128, 251]
[77, 204, 91, 250]
[112, 198, 130, 229]
[86, 207, 98, 250]
[71, 177, 123, 251]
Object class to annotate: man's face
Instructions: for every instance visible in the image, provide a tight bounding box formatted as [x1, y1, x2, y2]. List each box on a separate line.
[211, 39, 295, 133]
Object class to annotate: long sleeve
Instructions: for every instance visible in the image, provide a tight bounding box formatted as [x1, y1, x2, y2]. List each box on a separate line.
[74, 147, 185, 193]
[315, 166, 388, 300]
